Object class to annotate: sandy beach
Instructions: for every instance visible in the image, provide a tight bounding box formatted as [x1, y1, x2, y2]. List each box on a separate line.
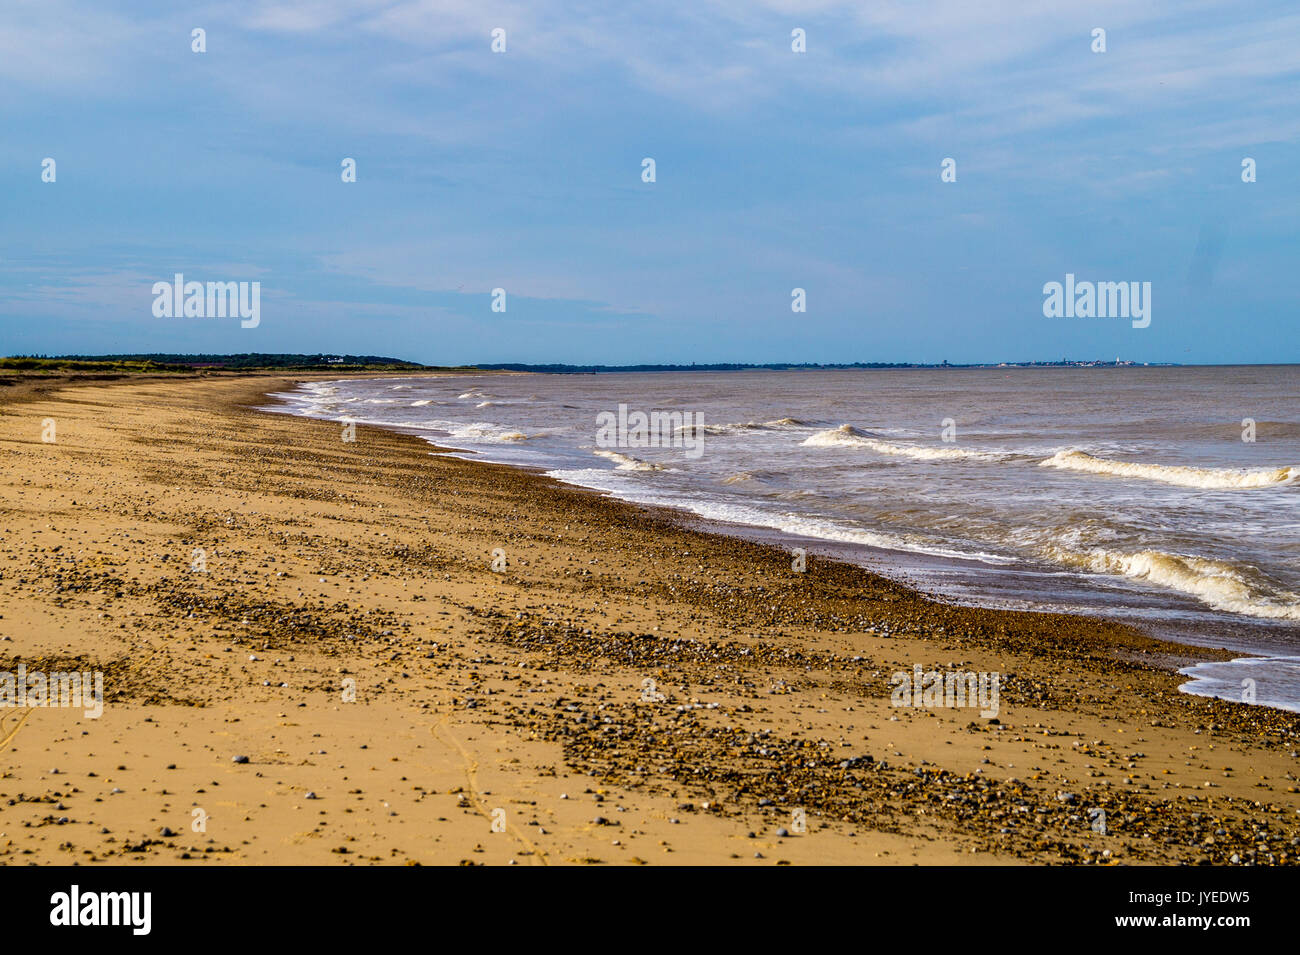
[1, 373, 1297, 866]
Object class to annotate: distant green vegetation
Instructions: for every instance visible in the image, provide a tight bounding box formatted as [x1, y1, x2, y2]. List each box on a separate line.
[0, 357, 189, 373]
[1, 354, 460, 373]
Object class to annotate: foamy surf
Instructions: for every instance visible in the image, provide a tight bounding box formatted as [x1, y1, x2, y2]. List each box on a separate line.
[676, 417, 809, 437]
[803, 425, 1011, 461]
[1043, 543, 1300, 620]
[1040, 449, 1299, 489]
[271, 371, 1300, 654]
[802, 423, 876, 443]
[435, 421, 528, 442]
[677, 422, 758, 436]
[592, 449, 663, 471]
[541, 469, 1015, 564]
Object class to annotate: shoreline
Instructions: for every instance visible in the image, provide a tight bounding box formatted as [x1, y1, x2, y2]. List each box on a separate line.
[0, 373, 1297, 865]
[270, 376, 1289, 694]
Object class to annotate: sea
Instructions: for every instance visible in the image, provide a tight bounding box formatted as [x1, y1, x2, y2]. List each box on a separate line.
[268, 366, 1300, 711]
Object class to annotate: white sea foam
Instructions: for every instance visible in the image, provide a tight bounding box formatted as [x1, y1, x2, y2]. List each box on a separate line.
[538, 472, 1017, 564]
[1041, 543, 1300, 620]
[1040, 449, 1299, 489]
[678, 417, 810, 436]
[802, 424, 1011, 461]
[592, 449, 663, 471]
[431, 421, 528, 442]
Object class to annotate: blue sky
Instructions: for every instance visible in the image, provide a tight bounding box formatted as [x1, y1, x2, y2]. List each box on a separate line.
[2, 0, 1297, 365]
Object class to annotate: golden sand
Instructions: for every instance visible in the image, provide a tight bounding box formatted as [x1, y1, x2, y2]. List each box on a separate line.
[0, 374, 1296, 865]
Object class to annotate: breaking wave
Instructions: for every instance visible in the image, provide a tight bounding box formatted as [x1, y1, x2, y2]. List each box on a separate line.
[593, 449, 663, 471]
[1041, 449, 1299, 489]
[1042, 543, 1300, 620]
[437, 421, 528, 442]
[676, 417, 811, 437]
[802, 424, 1011, 461]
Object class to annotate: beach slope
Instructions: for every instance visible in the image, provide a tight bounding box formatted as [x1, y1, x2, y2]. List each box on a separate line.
[0, 375, 1296, 865]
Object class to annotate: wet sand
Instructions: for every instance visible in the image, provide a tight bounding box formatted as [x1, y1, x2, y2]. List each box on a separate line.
[0, 374, 1297, 865]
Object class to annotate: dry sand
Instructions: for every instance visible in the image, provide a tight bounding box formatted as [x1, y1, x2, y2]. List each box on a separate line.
[0, 374, 1297, 865]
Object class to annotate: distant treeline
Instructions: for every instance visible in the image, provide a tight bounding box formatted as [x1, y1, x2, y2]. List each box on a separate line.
[22, 348, 431, 369]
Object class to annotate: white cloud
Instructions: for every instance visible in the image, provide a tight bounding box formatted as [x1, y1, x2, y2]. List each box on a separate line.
[8, 0, 1298, 148]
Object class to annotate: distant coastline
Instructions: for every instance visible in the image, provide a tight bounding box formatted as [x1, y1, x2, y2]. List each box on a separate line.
[13, 355, 1300, 375]
[6, 353, 1194, 374]
[472, 359, 1184, 373]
